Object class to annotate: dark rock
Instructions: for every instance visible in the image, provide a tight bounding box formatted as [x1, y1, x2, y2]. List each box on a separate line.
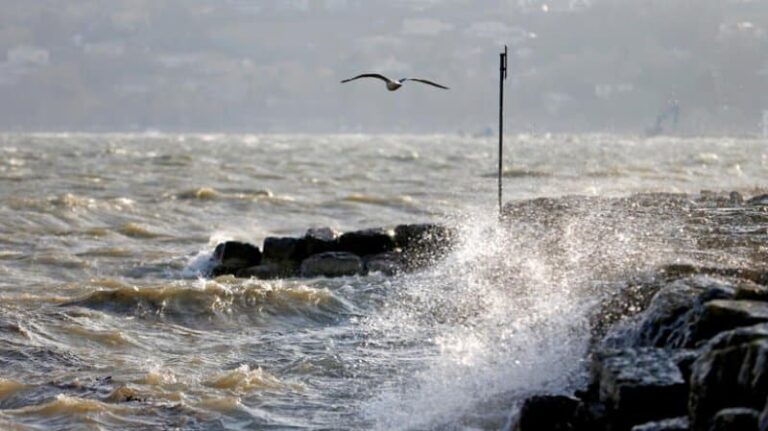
[512, 394, 580, 431]
[395, 223, 455, 269]
[634, 276, 735, 348]
[690, 324, 768, 431]
[364, 252, 402, 276]
[631, 417, 689, 431]
[672, 349, 700, 385]
[573, 398, 609, 430]
[338, 228, 395, 257]
[303, 227, 340, 256]
[735, 282, 768, 301]
[593, 348, 688, 429]
[212, 241, 261, 268]
[300, 252, 363, 278]
[760, 398, 768, 431]
[710, 408, 759, 431]
[394, 223, 453, 249]
[262, 236, 307, 262]
[690, 300, 768, 344]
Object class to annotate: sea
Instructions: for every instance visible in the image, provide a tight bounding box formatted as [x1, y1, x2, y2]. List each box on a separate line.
[0, 133, 766, 430]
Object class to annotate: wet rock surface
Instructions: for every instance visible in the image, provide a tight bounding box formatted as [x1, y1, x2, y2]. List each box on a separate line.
[207, 223, 453, 279]
[509, 191, 768, 431]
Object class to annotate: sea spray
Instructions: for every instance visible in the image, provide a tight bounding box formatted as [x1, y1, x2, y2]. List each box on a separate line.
[362, 199, 682, 429]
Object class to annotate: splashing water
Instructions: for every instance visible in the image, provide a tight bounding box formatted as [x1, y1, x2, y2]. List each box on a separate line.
[362, 198, 683, 429]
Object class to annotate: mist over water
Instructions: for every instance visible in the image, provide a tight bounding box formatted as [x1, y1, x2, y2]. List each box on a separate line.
[0, 133, 767, 429]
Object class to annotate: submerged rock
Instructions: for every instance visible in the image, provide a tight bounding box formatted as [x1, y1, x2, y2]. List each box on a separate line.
[300, 252, 363, 278]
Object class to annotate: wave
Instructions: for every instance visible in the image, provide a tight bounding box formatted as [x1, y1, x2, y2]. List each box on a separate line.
[117, 223, 167, 239]
[0, 380, 25, 400]
[204, 365, 297, 393]
[6, 194, 135, 214]
[62, 280, 350, 327]
[174, 187, 276, 202]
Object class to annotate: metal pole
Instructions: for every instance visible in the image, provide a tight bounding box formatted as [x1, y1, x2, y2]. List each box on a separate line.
[498, 46, 508, 216]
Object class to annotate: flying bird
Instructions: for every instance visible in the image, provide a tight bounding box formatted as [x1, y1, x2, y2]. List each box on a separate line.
[340, 73, 449, 91]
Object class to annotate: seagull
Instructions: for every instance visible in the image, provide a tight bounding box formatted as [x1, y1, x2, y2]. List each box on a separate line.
[340, 73, 449, 91]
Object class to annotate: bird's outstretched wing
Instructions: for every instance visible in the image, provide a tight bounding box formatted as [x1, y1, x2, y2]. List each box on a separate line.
[340, 73, 391, 84]
[404, 78, 449, 90]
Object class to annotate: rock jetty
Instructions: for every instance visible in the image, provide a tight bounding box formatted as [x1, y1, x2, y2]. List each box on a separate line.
[513, 266, 768, 430]
[511, 191, 768, 431]
[208, 223, 455, 279]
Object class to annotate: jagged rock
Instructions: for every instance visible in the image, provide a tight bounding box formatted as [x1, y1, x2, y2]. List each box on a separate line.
[593, 347, 687, 429]
[631, 417, 689, 431]
[300, 252, 363, 278]
[709, 408, 759, 431]
[262, 236, 307, 262]
[672, 349, 700, 385]
[634, 276, 735, 348]
[338, 228, 395, 257]
[304, 227, 340, 256]
[213, 241, 262, 267]
[512, 394, 580, 431]
[690, 300, 768, 344]
[364, 252, 402, 276]
[690, 324, 768, 431]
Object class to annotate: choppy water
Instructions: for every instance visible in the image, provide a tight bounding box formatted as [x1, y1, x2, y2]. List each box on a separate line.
[0, 133, 767, 430]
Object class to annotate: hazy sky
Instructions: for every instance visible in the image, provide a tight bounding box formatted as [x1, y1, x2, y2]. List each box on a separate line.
[0, 0, 766, 134]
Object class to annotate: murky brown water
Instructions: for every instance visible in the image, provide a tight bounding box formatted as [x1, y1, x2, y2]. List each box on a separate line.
[0, 133, 766, 429]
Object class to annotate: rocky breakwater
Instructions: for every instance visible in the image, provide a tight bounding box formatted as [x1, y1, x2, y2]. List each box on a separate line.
[207, 223, 455, 279]
[511, 193, 768, 431]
